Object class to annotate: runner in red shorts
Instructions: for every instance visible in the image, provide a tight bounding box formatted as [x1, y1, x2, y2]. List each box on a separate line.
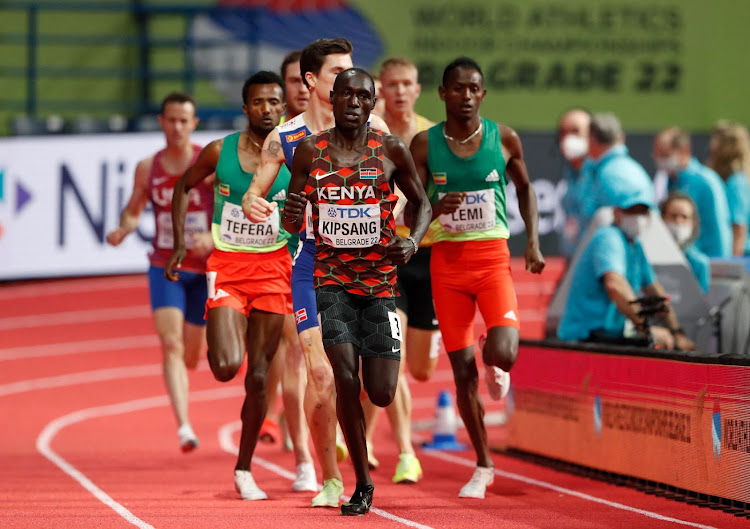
[411, 57, 545, 499]
[166, 71, 296, 501]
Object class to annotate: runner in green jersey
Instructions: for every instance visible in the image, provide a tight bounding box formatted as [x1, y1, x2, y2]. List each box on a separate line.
[166, 71, 314, 501]
[411, 57, 545, 500]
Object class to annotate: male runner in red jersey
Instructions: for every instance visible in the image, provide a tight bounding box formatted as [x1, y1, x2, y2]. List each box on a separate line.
[107, 92, 212, 453]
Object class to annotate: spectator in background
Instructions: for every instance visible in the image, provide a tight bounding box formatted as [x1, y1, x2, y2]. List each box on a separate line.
[652, 127, 731, 258]
[558, 191, 695, 351]
[706, 121, 750, 256]
[579, 112, 655, 238]
[660, 192, 710, 293]
[556, 108, 591, 257]
[280, 50, 309, 121]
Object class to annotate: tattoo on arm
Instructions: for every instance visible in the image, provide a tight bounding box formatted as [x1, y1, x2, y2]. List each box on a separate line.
[266, 141, 282, 158]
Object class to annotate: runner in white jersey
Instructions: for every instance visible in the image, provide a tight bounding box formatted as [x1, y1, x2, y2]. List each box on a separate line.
[242, 37, 391, 509]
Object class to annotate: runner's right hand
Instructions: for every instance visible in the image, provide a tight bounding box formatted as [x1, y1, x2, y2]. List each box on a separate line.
[164, 248, 186, 282]
[437, 192, 466, 215]
[105, 228, 127, 247]
[244, 194, 277, 223]
[283, 191, 307, 223]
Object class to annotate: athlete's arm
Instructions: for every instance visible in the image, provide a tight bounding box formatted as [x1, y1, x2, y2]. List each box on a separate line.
[165, 140, 221, 281]
[106, 157, 152, 246]
[283, 136, 315, 234]
[409, 131, 464, 221]
[385, 134, 431, 264]
[500, 123, 545, 274]
[242, 128, 286, 222]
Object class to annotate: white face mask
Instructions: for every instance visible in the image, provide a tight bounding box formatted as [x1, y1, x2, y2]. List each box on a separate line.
[619, 213, 650, 240]
[560, 134, 589, 161]
[665, 222, 692, 245]
[654, 155, 681, 174]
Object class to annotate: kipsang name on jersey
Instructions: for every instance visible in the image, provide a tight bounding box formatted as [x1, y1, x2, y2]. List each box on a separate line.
[320, 220, 379, 236]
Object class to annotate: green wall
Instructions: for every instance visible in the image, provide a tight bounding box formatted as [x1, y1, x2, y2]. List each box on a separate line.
[1, 0, 747, 135]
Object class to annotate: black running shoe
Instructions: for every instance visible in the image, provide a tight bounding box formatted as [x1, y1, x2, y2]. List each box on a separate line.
[340, 484, 374, 516]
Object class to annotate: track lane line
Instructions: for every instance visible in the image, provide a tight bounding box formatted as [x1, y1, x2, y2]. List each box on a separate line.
[0, 335, 158, 361]
[36, 387, 244, 529]
[0, 305, 151, 331]
[421, 450, 717, 529]
[218, 420, 435, 529]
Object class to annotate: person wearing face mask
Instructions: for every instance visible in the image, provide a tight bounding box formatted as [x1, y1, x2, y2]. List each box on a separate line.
[557, 191, 696, 351]
[579, 113, 655, 239]
[653, 127, 731, 258]
[557, 108, 591, 257]
[660, 192, 710, 293]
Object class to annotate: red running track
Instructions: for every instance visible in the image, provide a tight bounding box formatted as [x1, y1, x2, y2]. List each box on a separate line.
[0, 272, 746, 529]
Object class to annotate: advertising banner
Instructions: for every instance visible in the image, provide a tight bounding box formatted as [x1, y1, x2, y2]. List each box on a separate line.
[0, 131, 230, 280]
[508, 344, 750, 503]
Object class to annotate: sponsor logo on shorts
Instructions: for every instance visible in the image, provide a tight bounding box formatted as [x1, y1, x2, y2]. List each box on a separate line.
[219, 183, 230, 196]
[360, 168, 378, 179]
[295, 308, 308, 324]
[286, 130, 306, 143]
[432, 172, 447, 185]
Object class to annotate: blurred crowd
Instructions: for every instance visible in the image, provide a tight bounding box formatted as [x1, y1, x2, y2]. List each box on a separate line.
[555, 109, 750, 349]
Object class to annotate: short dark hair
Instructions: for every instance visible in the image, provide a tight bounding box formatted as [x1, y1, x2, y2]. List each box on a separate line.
[333, 68, 375, 95]
[242, 71, 285, 104]
[160, 92, 196, 115]
[280, 50, 302, 80]
[300, 37, 353, 89]
[442, 57, 483, 86]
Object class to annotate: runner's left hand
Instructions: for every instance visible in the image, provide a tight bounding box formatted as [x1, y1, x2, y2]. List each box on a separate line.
[385, 236, 414, 266]
[525, 243, 545, 274]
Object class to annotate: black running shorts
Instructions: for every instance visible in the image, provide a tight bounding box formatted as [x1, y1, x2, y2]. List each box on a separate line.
[395, 247, 439, 331]
[316, 284, 402, 360]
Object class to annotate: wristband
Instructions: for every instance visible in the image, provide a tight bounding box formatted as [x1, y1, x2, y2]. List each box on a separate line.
[406, 236, 419, 254]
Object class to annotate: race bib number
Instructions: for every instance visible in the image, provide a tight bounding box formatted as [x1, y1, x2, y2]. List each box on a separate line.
[438, 189, 496, 233]
[220, 202, 278, 247]
[318, 203, 381, 248]
[156, 211, 207, 249]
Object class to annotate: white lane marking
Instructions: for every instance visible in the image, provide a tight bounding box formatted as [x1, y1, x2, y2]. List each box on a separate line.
[218, 421, 435, 529]
[0, 335, 159, 362]
[422, 451, 717, 529]
[36, 387, 244, 529]
[0, 363, 208, 397]
[0, 305, 150, 331]
[0, 275, 146, 300]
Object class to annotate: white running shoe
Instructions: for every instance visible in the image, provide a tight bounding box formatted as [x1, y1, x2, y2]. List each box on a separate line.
[485, 365, 511, 400]
[291, 462, 318, 492]
[458, 466, 495, 499]
[177, 424, 199, 453]
[234, 470, 268, 500]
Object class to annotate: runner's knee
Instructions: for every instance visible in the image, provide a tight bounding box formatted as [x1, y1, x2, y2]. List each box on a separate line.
[364, 379, 397, 408]
[208, 348, 243, 382]
[482, 336, 517, 372]
[308, 361, 334, 394]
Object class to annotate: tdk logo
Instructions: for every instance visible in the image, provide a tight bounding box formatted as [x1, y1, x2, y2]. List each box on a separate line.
[465, 193, 488, 204]
[333, 207, 373, 219]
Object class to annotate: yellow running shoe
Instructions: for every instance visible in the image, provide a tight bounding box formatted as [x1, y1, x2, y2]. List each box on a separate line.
[312, 478, 344, 508]
[392, 453, 423, 484]
[336, 438, 349, 463]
